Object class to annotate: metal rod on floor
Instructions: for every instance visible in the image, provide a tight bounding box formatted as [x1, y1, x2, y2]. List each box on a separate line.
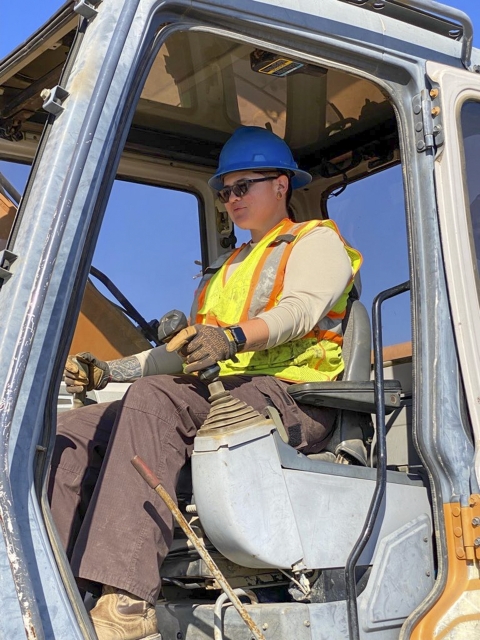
[131, 455, 266, 640]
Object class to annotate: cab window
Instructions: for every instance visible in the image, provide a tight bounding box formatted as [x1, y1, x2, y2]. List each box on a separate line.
[460, 100, 480, 279]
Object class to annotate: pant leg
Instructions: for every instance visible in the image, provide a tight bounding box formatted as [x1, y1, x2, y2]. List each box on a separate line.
[49, 400, 121, 558]
[50, 374, 335, 605]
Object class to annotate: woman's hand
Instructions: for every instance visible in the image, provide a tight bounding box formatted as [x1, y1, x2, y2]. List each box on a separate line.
[64, 352, 111, 394]
[167, 325, 237, 373]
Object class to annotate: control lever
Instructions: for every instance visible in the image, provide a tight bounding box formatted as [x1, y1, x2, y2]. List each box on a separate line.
[158, 313, 221, 382]
[198, 363, 221, 382]
[157, 309, 188, 343]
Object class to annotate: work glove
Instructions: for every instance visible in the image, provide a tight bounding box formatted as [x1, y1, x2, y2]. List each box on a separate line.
[166, 324, 237, 374]
[64, 352, 111, 394]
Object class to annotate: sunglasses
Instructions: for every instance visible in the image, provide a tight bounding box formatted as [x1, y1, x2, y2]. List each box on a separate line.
[217, 176, 279, 204]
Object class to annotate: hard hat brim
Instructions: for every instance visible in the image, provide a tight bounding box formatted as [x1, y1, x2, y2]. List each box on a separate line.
[208, 167, 312, 191]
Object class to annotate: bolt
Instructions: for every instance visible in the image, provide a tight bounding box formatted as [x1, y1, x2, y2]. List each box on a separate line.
[40, 88, 51, 101]
[415, 122, 423, 132]
[417, 140, 426, 151]
[262, 623, 269, 630]
[431, 106, 441, 117]
[452, 506, 461, 517]
[472, 517, 480, 527]
[304, 620, 311, 627]
[176, 634, 183, 639]
[433, 124, 443, 133]
[430, 88, 439, 99]
[423, 536, 428, 543]
[457, 546, 465, 558]
[426, 570, 431, 577]
[413, 103, 422, 115]
[474, 537, 480, 547]
[454, 526, 463, 537]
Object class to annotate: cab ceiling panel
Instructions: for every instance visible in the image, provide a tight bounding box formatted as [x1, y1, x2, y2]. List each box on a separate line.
[0, 1, 77, 142]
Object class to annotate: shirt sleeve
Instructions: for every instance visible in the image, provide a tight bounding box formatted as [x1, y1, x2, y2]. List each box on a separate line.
[134, 344, 184, 377]
[256, 226, 353, 348]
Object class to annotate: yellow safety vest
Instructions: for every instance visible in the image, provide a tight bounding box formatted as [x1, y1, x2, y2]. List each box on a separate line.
[190, 218, 362, 383]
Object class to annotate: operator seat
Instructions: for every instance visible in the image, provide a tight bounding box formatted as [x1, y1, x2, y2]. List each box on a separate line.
[287, 295, 402, 465]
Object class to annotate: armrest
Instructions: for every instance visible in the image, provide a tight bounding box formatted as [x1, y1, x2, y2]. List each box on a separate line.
[287, 380, 402, 414]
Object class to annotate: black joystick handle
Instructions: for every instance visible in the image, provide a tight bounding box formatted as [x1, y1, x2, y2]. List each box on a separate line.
[157, 309, 188, 343]
[199, 363, 221, 382]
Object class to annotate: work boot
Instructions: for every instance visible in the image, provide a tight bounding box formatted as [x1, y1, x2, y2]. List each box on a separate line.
[89, 585, 160, 640]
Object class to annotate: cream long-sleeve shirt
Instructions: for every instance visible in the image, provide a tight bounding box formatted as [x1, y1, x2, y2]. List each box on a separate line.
[136, 226, 353, 376]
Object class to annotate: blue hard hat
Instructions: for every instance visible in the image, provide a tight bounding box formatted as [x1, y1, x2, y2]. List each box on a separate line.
[209, 126, 312, 191]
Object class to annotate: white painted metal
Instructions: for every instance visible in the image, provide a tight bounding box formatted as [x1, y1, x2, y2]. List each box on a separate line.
[427, 60, 480, 487]
[192, 427, 431, 570]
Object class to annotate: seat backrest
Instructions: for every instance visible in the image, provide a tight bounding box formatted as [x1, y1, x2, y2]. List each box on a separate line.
[302, 298, 373, 466]
[322, 297, 373, 464]
[341, 298, 372, 381]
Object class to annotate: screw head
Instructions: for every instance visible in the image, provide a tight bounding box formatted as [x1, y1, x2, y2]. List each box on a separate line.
[431, 106, 441, 117]
[262, 623, 269, 630]
[40, 88, 51, 101]
[417, 140, 426, 151]
[472, 517, 480, 526]
[474, 537, 480, 547]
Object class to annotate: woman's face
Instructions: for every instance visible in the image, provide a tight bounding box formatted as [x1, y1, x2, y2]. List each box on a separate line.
[221, 170, 289, 241]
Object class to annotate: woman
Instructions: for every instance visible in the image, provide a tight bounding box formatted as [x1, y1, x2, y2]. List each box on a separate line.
[50, 126, 361, 640]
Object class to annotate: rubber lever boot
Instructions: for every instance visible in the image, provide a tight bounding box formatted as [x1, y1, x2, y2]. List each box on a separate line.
[198, 363, 273, 434]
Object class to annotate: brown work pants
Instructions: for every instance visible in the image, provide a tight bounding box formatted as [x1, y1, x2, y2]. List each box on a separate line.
[49, 374, 334, 605]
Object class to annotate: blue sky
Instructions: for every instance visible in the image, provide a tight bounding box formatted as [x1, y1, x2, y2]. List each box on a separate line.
[0, 0, 479, 346]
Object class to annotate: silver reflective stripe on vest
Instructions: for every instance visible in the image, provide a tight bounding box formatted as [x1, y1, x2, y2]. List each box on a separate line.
[317, 313, 343, 340]
[246, 225, 303, 319]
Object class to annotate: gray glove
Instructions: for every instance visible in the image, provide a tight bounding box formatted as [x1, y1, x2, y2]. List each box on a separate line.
[166, 324, 237, 373]
[64, 352, 111, 394]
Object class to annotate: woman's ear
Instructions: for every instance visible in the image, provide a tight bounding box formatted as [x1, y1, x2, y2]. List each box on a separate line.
[276, 174, 289, 196]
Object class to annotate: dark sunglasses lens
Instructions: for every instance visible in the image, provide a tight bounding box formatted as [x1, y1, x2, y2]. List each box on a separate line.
[218, 180, 250, 203]
[218, 187, 231, 203]
[233, 181, 249, 198]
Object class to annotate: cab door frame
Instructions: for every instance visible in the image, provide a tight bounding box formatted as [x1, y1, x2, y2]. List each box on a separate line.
[428, 61, 480, 484]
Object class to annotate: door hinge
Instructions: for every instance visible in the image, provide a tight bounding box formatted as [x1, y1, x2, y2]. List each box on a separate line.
[0, 249, 17, 285]
[451, 494, 480, 561]
[413, 87, 444, 153]
[41, 85, 70, 116]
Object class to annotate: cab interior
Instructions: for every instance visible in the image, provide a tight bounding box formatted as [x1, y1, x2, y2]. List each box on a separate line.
[0, 19, 421, 607]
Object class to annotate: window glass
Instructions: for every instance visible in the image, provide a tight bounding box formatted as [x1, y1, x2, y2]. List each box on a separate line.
[327, 165, 410, 347]
[0, 160, 28, 249]
[131, 30, 393, 166]
[92, 181, 202, 324]
[460, 101, 480, 275]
